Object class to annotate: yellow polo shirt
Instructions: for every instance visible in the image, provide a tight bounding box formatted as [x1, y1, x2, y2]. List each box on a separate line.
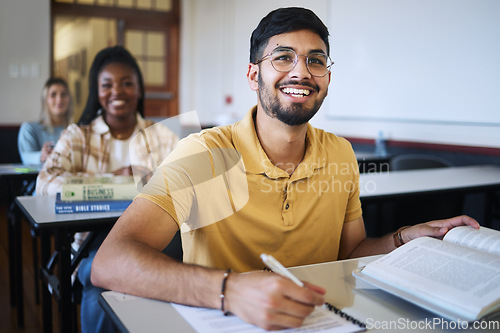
[138, 107, 362, 272]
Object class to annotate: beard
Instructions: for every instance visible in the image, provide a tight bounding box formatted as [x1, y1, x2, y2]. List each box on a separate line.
[257, 73, 326, 126]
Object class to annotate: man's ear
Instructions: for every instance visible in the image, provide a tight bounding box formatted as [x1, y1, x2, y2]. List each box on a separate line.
[247, 63, 259, 91]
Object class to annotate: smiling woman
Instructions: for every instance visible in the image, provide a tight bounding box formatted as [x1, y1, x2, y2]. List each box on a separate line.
[17, 77, 73, 165]
[35, 45, 179, 333]
[97, 62, 140, 141]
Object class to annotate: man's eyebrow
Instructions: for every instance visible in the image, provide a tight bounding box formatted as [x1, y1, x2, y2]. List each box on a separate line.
[273, 46, 294, 51]
[273, 46, 326, 54]
[309, 48, 327, 54]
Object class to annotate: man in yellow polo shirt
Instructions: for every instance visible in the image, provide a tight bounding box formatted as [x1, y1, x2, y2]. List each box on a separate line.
[92, 7, 478, 330]
[133, 104, 361, 273]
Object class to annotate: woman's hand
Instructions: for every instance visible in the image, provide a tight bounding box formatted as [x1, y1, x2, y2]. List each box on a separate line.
[112, 166, 133, 176]
[40, 141, 55, 163]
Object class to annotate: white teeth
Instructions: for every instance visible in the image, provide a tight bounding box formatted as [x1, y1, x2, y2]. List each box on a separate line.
[111, 100, 125, 106]
[282, 87, 311, 96]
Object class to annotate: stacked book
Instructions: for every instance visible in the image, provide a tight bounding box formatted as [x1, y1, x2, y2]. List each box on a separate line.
[55, 176, 138, 214]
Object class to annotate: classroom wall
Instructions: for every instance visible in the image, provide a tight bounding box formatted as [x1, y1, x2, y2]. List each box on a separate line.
[1, 0, 499, 151]
[0, 0, 50, 124]
[182, 0, 500, 149]
[311, 0, 500, 149]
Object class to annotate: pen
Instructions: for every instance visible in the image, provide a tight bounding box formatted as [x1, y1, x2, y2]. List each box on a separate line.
[260, 253, 304, 287]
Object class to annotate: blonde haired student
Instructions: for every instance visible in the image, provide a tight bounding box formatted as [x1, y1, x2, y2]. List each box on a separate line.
[18, 77, 73, 165]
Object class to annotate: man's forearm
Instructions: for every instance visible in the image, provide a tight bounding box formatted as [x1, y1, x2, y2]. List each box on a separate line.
[347, 233, 395, 259]
[92, 239, 225, 309]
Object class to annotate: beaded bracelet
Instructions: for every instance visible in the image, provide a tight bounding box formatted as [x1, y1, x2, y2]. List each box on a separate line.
[220, 269, 231, 315]
[393, 226, 410, 248]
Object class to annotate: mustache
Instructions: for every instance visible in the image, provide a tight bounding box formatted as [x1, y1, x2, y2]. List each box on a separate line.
[276, 80, 319, 91]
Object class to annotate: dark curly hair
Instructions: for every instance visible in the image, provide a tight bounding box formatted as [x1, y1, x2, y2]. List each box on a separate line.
[78, 46, 145, 125]
[250, 7, 330, 64]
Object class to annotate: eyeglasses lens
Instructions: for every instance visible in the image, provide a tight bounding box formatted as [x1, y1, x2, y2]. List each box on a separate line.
[270, 49, 331, 77]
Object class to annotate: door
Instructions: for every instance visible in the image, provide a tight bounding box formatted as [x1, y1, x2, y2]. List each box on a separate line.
[51, 0, 180, 120]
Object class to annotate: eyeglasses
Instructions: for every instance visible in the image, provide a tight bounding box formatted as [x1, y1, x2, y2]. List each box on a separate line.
[254, 47, 333, 77]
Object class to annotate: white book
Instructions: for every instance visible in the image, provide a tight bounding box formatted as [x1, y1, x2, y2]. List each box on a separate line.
[353, 226, 500, 322]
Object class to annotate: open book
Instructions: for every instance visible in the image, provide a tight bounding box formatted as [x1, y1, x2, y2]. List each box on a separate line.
[353, 226, 500, 322]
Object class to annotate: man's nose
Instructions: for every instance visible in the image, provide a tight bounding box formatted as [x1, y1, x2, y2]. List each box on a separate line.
[288, 55, 312, 79]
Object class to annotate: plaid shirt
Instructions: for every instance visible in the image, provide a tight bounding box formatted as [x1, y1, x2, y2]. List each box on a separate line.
[36, 114, 178, 195]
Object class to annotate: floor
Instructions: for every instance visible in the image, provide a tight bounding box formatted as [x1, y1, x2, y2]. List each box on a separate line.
[0, 204, 71, 333]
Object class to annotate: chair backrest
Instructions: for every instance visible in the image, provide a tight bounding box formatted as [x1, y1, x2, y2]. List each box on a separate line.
[390, 154, 452, 171]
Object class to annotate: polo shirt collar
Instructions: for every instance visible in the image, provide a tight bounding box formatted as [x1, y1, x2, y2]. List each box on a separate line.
[233, 106, 327, 179]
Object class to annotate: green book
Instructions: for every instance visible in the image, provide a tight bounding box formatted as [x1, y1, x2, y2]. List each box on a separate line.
[61, 176, 138, 201]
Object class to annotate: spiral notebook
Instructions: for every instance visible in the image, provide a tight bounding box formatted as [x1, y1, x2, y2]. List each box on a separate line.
[171, 302, 366, 332]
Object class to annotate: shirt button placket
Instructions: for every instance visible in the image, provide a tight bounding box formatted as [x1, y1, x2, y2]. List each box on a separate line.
[282, 182, 293, 226]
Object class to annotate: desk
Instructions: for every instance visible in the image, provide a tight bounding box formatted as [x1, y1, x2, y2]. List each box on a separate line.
[359, 165, 500, 235]
[359, 165, 500, 199]
[100, 255, 498, 332]
[1, 163, 39, 328]
[15, 195, 123, 333]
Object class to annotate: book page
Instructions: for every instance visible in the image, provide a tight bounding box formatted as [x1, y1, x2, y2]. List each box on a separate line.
[360, 237, 500, 320]
[171, 303, 364, 333]
[443, 226, 500, 256]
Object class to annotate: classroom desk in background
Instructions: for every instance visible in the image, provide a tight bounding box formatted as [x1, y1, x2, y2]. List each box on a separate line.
[1, 163, 40, 328]
[359, 165, 500, 236]
[14, 195, 123, 333]
[99, 255, 499, 333]
[359, 165, 500, 199]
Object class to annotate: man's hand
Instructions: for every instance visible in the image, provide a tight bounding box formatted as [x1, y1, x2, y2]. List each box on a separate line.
[224, 271, 325, 330]
[400, 215, 479, 244]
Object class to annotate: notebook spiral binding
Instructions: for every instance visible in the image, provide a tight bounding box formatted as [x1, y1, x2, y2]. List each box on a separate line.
[324, 302, 366, 328]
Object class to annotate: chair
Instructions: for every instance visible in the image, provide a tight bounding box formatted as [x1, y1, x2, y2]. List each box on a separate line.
[390, 154, 452, 171]
[362, 154, 465, 236]
[388, 154, 464, 230]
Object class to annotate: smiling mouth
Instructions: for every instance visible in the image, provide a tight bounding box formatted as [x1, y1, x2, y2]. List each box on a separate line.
[111, 100, 125, 106]
[281, 87, 311, 97]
